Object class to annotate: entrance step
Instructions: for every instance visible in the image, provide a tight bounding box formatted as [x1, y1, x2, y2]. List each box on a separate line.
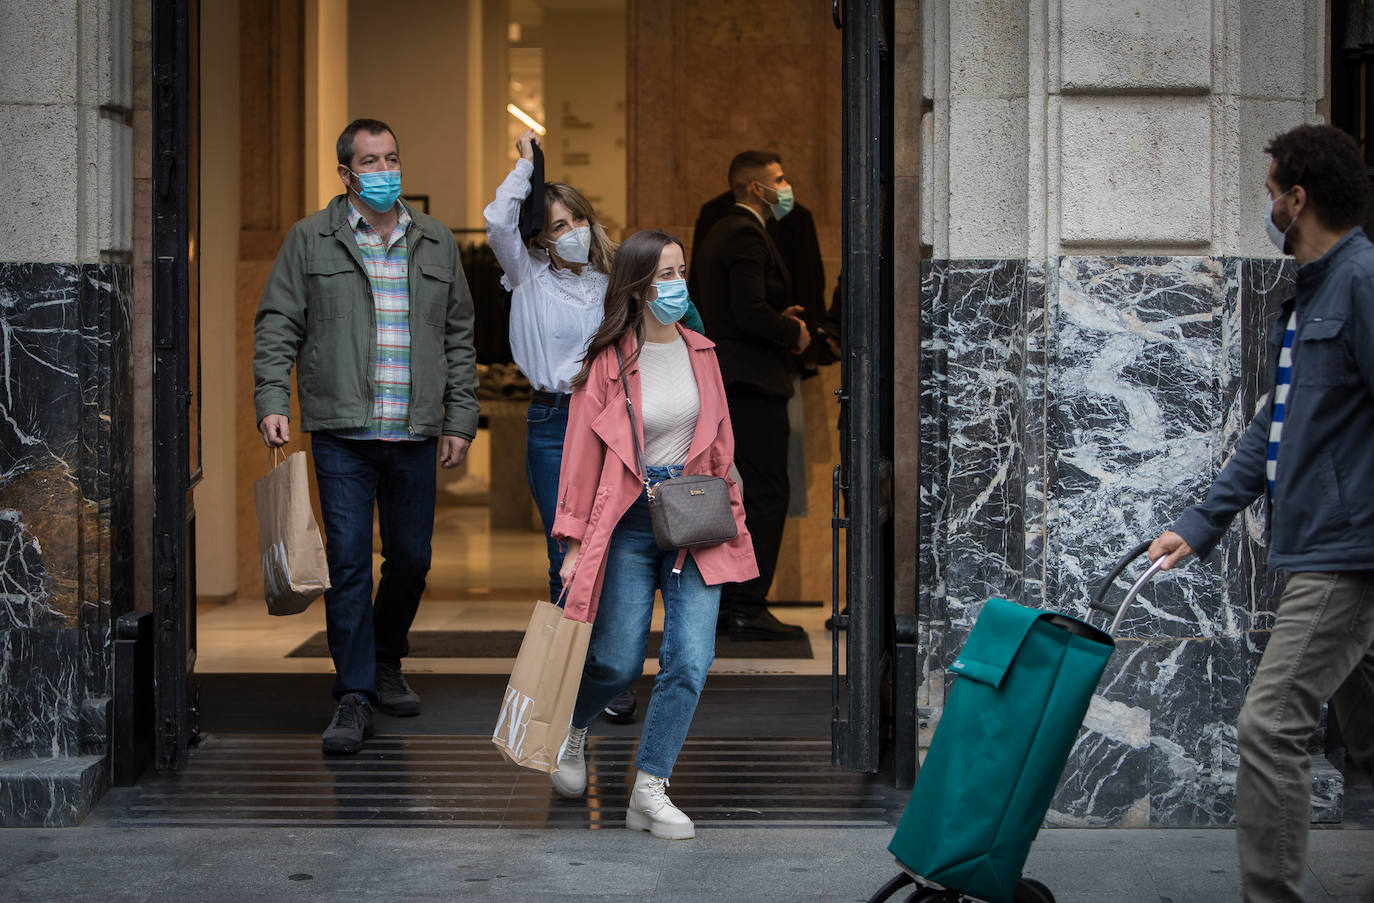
[88, 734, 906, 829]
[0, 755, 107, 827]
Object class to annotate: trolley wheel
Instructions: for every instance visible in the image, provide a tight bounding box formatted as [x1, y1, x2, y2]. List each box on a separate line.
[867, 873, 915, 902]
[1013, 876, 1055, 903]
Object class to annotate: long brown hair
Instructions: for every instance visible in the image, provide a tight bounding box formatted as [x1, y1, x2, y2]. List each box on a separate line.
[571, 229, 683, 388]
[530, 182, 618, 274]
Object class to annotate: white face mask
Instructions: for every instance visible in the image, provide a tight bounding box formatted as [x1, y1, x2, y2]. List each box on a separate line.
[1265, 190, 1293, 253]
[550, 225, 592, 264]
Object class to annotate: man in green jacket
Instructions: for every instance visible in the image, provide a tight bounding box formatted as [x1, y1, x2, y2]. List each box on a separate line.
[254, 118, 479, 755]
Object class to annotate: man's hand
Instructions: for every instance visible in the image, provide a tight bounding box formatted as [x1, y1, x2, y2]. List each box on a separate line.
[516, 129, 539, 161]
[559, 539, 581, 586]
[1147, 530, 1194, 571]
[440, 436, 471, 468]
[259, 414, 290, 448]
[783, 305, 811, 354]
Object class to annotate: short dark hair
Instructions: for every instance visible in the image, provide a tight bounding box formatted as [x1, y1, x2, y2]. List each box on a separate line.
[728, 150, 782, 200]
[1265, 124, 1369, 231]
[336, 118, 399, 168]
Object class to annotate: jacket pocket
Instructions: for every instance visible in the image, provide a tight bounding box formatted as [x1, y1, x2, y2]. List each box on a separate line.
[416, 261, 453, 327]
[1275, 450, 1357, 555]
[306, 256, 357, 317]
[1294, 317, 1357, 387]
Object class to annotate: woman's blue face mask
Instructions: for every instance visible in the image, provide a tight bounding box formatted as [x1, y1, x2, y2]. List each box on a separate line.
[648, 278, 691, 325]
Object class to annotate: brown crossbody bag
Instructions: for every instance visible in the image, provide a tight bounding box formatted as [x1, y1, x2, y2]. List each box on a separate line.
[614, 346, 738, 551]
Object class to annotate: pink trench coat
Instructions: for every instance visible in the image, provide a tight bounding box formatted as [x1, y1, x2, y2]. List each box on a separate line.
[552, 326, 759, 623]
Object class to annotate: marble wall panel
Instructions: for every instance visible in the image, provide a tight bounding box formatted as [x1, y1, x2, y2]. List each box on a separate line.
[920, 254, 1302, 826]
[1046, 256, 1228, 638]
[917, 259, 1031, 697]
[0, 261, 129, 769]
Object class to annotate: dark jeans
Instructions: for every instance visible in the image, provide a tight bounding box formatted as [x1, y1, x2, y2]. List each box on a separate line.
[525, 401, 569, 602]
[311, 433, 437, 703]
[721, 385, 790, 617]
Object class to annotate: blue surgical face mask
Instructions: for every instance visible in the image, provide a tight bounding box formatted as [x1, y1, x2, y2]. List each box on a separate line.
[648, 278, 690, 325]
[769, 184, 795, 220]
[756, 180, 795, 220]
[349, 168, 402, 213]
[1265, 189, 1293, 253]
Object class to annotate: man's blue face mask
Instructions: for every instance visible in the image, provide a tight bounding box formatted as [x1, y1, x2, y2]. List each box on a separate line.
[350, 167, 402, 213]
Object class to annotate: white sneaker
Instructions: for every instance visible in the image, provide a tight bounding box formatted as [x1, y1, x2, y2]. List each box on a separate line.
[626, 769, 694, 839]
[550, 726, 588, 798]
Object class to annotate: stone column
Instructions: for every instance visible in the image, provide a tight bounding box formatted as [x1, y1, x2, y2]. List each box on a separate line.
[0, 0, 136, 826]
[917, 0, 1333, 826]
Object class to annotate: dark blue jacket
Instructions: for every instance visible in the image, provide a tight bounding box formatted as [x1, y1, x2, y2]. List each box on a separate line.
[1172, 228, 1374, 572]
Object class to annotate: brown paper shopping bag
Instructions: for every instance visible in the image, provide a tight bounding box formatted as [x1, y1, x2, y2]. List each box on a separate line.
[493, 600, 593, 773]
[253, 450, 331, 616]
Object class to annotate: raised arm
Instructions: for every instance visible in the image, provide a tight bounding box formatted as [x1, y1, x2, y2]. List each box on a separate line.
[482, 134, 540, 288]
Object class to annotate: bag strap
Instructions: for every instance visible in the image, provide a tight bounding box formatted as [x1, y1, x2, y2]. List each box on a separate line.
[612, 346, 653, 495]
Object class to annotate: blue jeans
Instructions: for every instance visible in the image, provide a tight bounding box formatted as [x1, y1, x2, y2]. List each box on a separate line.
[310, 433, 437, 703]
[571, 465, 720, 778]
[525, 401, 570, 601]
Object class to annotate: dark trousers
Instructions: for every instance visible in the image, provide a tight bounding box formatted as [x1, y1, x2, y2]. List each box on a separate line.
[721, 385, 790, 617]
[310, 433, 437, 703]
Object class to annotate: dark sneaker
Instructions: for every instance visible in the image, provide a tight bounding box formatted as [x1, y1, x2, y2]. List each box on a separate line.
[375, 663, 421, 717]
[322, 693, 374, 755]
[602, 688, 638, 724]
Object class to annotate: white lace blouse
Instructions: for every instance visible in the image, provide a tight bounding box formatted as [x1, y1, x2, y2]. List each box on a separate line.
[483, 158, 609, 394]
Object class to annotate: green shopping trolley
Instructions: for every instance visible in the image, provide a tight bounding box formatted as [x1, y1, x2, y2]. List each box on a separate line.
[869, 541, 1166, 903]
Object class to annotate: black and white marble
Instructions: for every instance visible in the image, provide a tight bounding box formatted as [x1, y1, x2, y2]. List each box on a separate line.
[919, 255, 1330, 828]
[0, 262, 129, 825]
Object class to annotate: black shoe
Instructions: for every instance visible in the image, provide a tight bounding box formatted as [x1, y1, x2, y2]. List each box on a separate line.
[322, 693, 375, 755]
[375, 663, 421, 717]
[825, 606, 850, 632]
[602, 688, 638, 724]
[726, 608, 806, 642]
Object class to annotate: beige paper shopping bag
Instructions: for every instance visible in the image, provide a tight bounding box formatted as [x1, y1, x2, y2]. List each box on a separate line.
[493, 600, 593, 773]
[253, 450, 331, 616]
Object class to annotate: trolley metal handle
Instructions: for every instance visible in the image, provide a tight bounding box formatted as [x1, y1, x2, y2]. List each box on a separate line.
[1090, 540, 1168, 636]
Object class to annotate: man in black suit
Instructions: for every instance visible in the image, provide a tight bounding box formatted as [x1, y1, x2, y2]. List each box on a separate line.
[692, 150, 811, 641]
[692, 190, 831, 372]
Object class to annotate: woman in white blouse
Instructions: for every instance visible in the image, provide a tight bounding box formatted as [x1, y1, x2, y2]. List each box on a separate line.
[485, 131, 702, 723]
[484, 130, 617, 606]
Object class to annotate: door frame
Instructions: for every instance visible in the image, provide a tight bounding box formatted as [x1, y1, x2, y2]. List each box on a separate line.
[831, 0, 903, 778]
[151, 0, 201, 772]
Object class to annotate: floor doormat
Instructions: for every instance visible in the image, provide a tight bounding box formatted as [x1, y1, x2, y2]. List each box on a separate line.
[286, 629, 812, 659]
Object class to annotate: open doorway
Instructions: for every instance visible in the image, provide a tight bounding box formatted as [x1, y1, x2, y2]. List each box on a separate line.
[190, 0, 845, 702]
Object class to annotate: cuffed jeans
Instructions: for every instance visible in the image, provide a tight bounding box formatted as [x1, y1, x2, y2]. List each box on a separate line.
[571, 465, 720, 778]
[311, 433, 437, 703]
[526, 401, 569, 602]
[1236, 570, 1374, 902]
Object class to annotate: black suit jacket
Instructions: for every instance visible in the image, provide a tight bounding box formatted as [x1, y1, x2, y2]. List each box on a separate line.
[692, 205, 798, 397]
[691, 191, 829, 372]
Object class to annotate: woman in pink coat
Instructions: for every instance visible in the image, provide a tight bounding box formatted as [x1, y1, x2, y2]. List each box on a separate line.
[549, 229, 758, 839]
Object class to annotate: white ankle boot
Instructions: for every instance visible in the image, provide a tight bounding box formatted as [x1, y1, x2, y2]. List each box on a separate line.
[626, 769, 694, 839]
[550, 726, 588, 798]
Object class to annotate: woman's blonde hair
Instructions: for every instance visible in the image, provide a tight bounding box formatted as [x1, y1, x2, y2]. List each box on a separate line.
[530, 181, 617, 274]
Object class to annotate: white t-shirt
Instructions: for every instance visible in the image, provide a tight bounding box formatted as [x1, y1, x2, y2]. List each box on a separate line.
[483, 158, 607, 394]
[638, 336, 700, 466]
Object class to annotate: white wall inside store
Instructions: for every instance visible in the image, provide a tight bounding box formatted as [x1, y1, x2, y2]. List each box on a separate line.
[347, 0, 479, 230]
[543, 3, 627, 234]
[306, 0, 350, 212]
[196, 0, 242, 597]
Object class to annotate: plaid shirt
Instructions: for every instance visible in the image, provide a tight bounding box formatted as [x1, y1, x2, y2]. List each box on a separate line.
[334, 201, 419, 441]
